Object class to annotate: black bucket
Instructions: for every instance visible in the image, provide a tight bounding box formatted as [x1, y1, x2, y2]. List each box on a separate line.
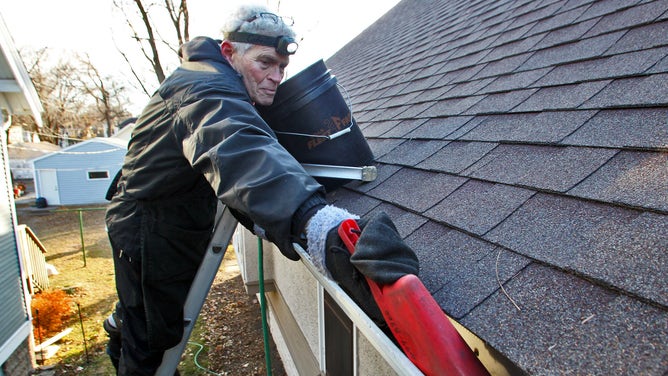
[257, 59, 374, 191]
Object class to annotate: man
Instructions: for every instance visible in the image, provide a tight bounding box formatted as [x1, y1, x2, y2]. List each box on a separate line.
[104, 4, 417, 375]
[104, 4, 322, 373]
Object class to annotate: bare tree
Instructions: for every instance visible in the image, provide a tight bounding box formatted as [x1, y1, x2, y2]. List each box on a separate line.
[20, 50, 82, 144]
[76, 55, 131, 137]
[113, 0, 190, 94]
[15, 48, 131, 144]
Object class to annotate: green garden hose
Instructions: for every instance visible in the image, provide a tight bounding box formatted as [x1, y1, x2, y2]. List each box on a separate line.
[258, 237, 273, 376]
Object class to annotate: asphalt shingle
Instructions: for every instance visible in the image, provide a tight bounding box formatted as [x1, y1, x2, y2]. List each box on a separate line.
[367, 167, 467, 213]
[582, 1, 667, 37]
[463, 144, 617, 192]
[568, 150, 668, 211]
[536, 17, 599, 48]
[482, 67, 551, 93]
[535, 48, 668, 86]
[418, 141, 497, 174]
[406, 116, 474, 139]
[582, 73, 668, 107]
[606, 19, 668, 54]
[514, 80, 611, 112]
[378, 139, 447, 166]
[520, 31, 624, 70]
[484, 194, 668, 306]
[462, 110, 596, 143]
[365, 138, 403, 159]
[462, 264, 668, 375]
[434, 248, 531, 319]
[382, 118, 428, 138]
[418, 95, 485, 117]
[563, 108, 668, 148]
[464, 88, 537, 114]
[358, 120, 399, 138]
[575, 0, 643, 22]
[424, 180, 534, 235]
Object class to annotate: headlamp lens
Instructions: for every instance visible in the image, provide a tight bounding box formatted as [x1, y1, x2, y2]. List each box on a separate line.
[286, 41, 298, 54]
[277, 36, 298, 55]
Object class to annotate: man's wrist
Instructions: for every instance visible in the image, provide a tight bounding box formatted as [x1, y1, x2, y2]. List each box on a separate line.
[291, 193, 327, 238]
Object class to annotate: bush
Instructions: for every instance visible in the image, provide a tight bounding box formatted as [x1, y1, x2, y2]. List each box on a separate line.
[31, 289, 72, 341]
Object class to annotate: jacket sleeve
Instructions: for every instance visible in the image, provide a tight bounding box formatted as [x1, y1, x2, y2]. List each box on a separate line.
[176, 93, 326, 259]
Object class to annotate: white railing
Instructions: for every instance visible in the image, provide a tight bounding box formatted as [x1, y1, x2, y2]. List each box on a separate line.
[16, 224, 50, 294]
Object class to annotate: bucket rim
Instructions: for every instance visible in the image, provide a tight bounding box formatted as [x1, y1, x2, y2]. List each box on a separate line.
[272, 59, 331, 106]
[263, 75, 338, 122]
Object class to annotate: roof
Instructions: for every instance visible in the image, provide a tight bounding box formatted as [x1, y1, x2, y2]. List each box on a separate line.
[0, 12, 43, 127]
[324, 0, 668, 374]
[32, 137, 127, 164]
[7, 141, 61, 160]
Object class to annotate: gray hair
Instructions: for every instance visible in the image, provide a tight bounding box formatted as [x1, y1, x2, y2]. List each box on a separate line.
[222, 4, 296, 55]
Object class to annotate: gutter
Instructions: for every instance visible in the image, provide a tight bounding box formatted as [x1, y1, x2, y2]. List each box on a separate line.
[293, 243, 424, 375]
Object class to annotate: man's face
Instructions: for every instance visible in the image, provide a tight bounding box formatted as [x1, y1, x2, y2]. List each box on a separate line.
[229, 45, 289, 106]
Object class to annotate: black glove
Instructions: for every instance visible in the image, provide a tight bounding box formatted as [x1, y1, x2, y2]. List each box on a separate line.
[324, 218, 388, 331]
[325, 211, 420, 339]
[350, 211, 419, 285]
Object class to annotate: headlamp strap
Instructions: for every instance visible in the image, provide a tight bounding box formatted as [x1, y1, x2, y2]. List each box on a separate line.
[227, 31, 297, 55]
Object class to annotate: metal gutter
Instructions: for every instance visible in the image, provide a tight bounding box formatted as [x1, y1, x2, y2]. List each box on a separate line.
[294, 243, 424, 375]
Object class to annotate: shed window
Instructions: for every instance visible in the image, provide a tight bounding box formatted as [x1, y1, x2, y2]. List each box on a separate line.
[88, 170, 109, 180]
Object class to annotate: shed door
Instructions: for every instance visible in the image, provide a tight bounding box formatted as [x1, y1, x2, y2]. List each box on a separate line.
[38, 170, 59, 205]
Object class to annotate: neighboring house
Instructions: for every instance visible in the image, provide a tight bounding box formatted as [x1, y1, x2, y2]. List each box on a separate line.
[233, 1, 667, 375]
[32, 137, 127, 206]
[112, 117, 137, 143]
[0, 12, 44, 376]
[7, 141, 61, 180]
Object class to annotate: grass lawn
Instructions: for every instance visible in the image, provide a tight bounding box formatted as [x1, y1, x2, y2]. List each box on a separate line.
[17, 204, 218, 375]
[17, 204, 117, 374]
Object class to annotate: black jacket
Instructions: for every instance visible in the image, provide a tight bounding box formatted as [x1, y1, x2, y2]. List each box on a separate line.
[106, 36, 325, 259]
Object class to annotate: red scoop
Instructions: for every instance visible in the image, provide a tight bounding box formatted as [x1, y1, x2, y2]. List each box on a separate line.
[338, 219, 490, 376]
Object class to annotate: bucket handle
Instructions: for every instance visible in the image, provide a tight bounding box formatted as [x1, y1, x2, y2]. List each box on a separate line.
[273, 83, 354, 140]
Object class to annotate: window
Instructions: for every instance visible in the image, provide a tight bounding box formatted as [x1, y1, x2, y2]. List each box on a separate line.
[87, 170, 109, 180]
[325, 291, 353, 375]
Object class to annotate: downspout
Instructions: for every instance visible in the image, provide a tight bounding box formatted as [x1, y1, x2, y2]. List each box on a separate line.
[2, 111, 11, 132]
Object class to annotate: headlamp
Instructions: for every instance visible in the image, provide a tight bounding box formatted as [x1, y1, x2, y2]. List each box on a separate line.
[227, 32, 298, 55]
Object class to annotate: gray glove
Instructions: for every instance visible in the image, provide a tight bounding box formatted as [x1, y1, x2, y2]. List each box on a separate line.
[306, 205, 358, 276]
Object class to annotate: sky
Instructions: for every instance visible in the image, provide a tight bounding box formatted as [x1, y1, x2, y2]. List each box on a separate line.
[0, 0, 400, 114]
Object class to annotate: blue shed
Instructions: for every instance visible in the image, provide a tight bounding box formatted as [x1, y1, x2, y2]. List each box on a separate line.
[32, 137, 127, 206]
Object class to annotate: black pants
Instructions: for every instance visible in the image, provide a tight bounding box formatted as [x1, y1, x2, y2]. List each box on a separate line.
[107, 197, 216, 375]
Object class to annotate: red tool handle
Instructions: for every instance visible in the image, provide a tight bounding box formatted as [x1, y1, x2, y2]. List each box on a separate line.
[338, 219, 490, 376]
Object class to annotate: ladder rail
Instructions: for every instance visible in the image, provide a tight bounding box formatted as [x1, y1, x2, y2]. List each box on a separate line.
[156, 204, 238, 375]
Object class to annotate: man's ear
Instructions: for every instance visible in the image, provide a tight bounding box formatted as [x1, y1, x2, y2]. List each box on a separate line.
[221, 41, 235, 62]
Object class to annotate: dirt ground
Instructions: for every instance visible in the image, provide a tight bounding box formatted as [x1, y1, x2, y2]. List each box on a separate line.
[15, 184, 285, 376]
[192, 250, 286, 376]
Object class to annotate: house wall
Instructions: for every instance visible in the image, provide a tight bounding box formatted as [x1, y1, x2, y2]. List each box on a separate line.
[0, 124, 33, 374]
[9, 159, 33, 180]
[0, 13, 45, 375]
[1, 338, 32, 376]
[269, 247, 321, 358]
